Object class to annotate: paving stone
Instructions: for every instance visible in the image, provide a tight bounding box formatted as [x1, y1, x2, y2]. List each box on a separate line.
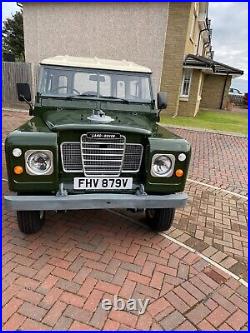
[210, 251, 228, 263]
[201, 246, 218, 257]
[226, 309, 248, 330]
[206, 306, 231, 327]
[186, 303, 211, 324]
[230, 261, 248, 280]
[160, 310, 185, 330]
[220, 256, 238, 269]
[185, 238, 209, 252]
[203, 267, 227, 284]
[18, 302, 47, 322]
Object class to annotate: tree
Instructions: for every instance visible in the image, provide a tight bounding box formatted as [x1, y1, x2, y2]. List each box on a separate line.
[2, 10, 25, 61]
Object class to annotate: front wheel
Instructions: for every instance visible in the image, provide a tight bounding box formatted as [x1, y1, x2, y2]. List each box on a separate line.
[145, 208, 175, 232]
[17, 211, 45, 234]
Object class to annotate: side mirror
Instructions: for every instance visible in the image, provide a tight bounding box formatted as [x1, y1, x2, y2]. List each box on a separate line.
[157, 92, 167, 110]
[16, 83, 32, 102]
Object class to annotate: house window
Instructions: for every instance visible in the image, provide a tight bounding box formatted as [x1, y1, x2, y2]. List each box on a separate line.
[180, 69, 192, 97]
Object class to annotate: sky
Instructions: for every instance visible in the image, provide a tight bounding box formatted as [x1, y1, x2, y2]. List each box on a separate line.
[2, 1, 19, 23]
[2, 2, 248, 91]
[208, 2, 248, 92]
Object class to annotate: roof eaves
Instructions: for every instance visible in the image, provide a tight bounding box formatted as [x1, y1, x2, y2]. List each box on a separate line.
[184, 54, 243, 76]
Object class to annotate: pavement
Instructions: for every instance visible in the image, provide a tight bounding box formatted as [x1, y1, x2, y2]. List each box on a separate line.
[169, 127, 248, 196]
[2, 110, 248, 330]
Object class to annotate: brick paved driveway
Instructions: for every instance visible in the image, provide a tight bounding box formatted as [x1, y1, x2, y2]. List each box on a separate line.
[2, 185, 248, 331]
[123, 181, 248, 280]
[169, 127, 248, 196]
[2, 111, 248, 330]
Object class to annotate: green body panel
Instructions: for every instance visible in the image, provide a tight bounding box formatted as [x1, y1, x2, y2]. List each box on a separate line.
[42, 108, 155, 135]
[6, 88, 191, 196]
[5, 117, 59, 192]
[145, 125, 191, 194]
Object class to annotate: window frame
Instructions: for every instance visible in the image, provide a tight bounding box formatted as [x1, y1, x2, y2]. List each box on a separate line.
[38, 65, 154, 103]
[180, 68, 193, 99]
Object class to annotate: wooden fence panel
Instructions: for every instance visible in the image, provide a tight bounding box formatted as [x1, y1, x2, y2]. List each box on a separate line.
[2, 62, 39, 110]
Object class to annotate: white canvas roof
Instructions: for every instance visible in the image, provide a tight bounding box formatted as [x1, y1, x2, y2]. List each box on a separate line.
[40, 55, 152, 73]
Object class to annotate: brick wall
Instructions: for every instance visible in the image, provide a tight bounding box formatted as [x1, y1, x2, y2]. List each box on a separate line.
[160, 2, 192, 116]
[200, 75, 232, 109]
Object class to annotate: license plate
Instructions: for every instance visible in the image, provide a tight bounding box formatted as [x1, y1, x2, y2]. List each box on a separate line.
[74, 177, 133, 190]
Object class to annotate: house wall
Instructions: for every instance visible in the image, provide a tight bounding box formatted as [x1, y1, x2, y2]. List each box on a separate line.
[160, 2, 211, 117]
[22, 2, 169, 95]
[178, 2, 210, 116]
[160, 2, 192, 116]
[185, 3, 209, 57]
[178, 69, 203, 116]
[200, 75, 232, 109]
[185, 2, 199, 55]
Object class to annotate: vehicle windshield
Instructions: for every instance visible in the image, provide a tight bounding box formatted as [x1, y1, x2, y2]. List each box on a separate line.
[39, 66, 152, 103]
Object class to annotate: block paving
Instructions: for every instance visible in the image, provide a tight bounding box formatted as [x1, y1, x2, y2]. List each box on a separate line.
[167, 126, 248, 196]
[2, 192, 248, 330]
[122, 180, 248, 280]
[2, 110, 248, 330]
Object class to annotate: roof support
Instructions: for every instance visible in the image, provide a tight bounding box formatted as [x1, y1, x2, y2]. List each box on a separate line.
[220, 74, 229, 110]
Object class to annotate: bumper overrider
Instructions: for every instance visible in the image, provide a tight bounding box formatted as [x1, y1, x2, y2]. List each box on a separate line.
[4, 192, 187, 211]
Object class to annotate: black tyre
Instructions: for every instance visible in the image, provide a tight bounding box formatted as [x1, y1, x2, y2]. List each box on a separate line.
[145, 208, 175, 232]
[17, 211, 45, 234]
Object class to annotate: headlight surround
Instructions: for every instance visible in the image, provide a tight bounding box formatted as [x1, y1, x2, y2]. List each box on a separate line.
[151, 154, 175, 177]
[25, 150, 53, 175]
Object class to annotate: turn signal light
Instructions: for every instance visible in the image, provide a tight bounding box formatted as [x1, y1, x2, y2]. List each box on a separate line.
[14, 166, 24, 175]
[176, 169, 184, 177]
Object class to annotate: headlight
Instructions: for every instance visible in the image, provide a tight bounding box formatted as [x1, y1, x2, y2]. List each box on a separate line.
[151, 154, 175, 177]
[25, 150, 53, 175]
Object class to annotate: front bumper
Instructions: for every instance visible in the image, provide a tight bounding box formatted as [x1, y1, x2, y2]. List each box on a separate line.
[4, 192, 188, 211]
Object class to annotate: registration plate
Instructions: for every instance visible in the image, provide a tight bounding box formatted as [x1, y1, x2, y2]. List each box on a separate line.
[74, 177, 133, 190]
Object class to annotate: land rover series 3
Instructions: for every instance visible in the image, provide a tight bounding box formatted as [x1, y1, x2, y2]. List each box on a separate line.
[5, 56, 191, 234]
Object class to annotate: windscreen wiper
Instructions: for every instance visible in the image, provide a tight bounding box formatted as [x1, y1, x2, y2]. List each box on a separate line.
[99, 95, 130, 104]
[65, 93, 97, 100]
[64, 93, 130, 103]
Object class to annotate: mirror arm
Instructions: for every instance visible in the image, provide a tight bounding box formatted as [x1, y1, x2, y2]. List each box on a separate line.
[20, 94, 34, 113]
[157, 108, 162, 122]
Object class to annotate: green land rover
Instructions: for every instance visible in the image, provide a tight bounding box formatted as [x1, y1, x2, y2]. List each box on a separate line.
[5, 56, 191, 234]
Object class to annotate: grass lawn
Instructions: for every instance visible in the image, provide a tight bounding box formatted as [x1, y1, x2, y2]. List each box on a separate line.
[160, 108, 248, 136]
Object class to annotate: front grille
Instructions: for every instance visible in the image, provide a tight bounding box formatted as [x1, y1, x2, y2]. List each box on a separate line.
[61, 138, 143, 175]
[61, 142, 83, 172]
[81, 133, 126, 176]
[123, 144, 143, 172]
